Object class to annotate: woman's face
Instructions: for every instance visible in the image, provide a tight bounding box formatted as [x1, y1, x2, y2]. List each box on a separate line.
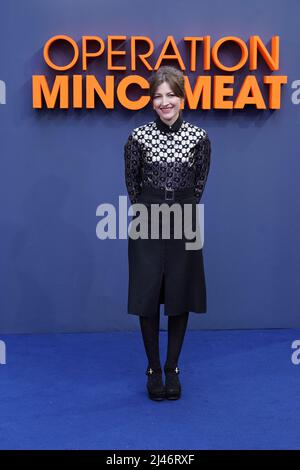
[152, 81, 184, 125]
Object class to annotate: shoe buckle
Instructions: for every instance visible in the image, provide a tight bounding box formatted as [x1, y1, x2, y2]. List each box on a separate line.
[147, 367, 162, 375]
[164, 366, 180, 374]
[165, 188, 174, 201]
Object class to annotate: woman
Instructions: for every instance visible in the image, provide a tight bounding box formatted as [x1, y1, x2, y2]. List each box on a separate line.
[124, 66, 211, 401]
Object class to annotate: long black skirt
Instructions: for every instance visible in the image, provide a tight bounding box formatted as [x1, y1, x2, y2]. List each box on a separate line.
[127, 186, 207, 317]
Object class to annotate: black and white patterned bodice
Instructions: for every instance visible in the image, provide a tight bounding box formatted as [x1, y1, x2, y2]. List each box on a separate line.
[124, 114, 211, 204]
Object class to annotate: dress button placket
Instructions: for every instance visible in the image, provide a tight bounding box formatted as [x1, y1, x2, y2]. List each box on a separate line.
[168, 134, 174, 188]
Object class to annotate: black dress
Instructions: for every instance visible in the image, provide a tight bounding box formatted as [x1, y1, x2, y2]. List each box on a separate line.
[124, 113, 211, 317]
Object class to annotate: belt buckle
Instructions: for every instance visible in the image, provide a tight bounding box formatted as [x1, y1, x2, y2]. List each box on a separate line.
[165, 188, 174, 201]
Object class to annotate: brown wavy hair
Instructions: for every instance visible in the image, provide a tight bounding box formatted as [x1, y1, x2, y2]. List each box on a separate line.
[148, 66, 185, 104]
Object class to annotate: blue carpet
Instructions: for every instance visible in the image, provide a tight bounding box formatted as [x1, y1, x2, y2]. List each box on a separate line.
[0, 329, 299, 450]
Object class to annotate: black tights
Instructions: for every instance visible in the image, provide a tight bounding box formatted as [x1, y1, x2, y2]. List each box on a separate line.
[139, 305, 189, 370]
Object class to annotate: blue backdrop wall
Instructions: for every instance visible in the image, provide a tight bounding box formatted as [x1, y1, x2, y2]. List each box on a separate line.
[0, 0, 299, 332]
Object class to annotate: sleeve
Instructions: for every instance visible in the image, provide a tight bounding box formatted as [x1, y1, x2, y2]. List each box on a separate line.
[124, 133, 143, 204]
[194, 131, 211, 204]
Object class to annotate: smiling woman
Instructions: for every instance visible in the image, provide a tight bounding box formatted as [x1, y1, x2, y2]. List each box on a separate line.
[124, 65, 211, 401]
[152, 83, 183, 122]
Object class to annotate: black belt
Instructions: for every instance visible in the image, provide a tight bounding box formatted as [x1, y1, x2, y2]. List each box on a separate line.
[139, 186, 195, 201]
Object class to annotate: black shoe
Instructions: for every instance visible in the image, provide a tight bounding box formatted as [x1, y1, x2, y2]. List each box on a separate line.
[145, 367, 166, 401]
[164, 366, 181, 400]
